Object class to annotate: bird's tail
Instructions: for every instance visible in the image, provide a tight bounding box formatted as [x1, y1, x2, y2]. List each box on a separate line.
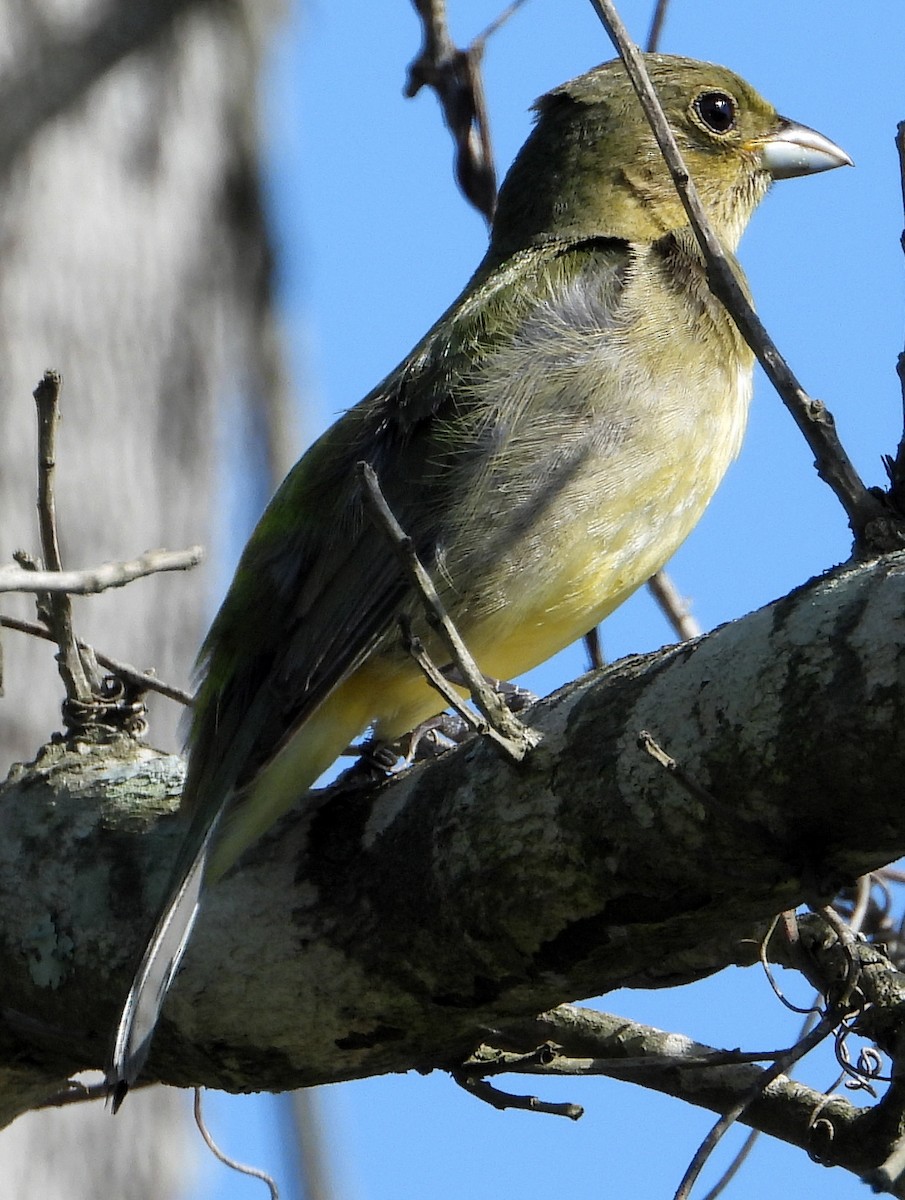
[107, 813, 222, 1111]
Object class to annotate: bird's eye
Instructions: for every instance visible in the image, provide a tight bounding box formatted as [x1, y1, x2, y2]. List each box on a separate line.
[693, 91, 737, 135]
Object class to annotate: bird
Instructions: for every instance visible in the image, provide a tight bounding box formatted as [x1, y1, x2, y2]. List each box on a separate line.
[108, 53, 851, 1105]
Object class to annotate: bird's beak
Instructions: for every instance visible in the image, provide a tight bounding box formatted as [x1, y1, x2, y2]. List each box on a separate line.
[752, 118, 853, 180]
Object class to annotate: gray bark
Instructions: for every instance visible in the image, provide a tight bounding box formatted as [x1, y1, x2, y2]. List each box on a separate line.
[0, 0, 282, 1194]
[1, 552, 903, 1184]
[0, 0, 280, 764]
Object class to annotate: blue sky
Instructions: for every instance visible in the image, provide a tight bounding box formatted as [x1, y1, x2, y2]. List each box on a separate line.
[194, 2, 905, 1197]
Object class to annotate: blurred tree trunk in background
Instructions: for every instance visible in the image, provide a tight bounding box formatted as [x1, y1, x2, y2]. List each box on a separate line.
[0, 0, 284, 1194]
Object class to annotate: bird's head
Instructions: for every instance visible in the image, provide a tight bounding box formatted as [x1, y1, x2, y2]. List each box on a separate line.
[489, 54, 850, 260]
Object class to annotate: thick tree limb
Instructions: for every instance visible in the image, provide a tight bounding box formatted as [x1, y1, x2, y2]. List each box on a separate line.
[1, 554, 905, 1175]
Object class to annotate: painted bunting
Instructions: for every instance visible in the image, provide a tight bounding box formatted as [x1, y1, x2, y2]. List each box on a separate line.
[109, 54, 850, 1102]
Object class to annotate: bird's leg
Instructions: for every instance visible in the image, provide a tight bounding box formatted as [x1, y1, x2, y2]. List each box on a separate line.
[400, 672, 539, 763]
[332, 737, 399, 792]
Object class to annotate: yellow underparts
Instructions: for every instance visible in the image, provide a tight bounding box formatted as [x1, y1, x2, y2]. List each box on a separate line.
[208, 454, 726, 880]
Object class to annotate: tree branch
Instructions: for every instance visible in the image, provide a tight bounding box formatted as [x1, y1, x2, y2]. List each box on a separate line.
[2, 552, 905, 1183]
[491, 1005, 902, 1193]
[0, 615, 193, 706]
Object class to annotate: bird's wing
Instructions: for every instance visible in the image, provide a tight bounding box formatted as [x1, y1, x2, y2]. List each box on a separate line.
[184, 238, 629, 812]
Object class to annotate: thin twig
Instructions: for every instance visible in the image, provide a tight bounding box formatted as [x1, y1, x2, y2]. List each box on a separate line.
[672, 1009, 845, 1200]
[470, 1045, 794, 1077]
[32, 370, 96, 701]
[699, 1128, 759, 1200]
[583, 625, 605, 670]
[358, 462, 538, 763]
[453, 1071, 583, 1120]
[647, 570, 702, 640]
[637, 729, 722, 808]
[38, 1078, 116, 1109]
[674, 906, 864, 1200]
[0, 545, 204, 595]
[883, 122, 905, 513]
[700, 1001, 821, 1200]
[193, 1088, 280, 1199]
[0, 614, 193, 705]
[585, 1, 889, 550]
[398, 615, 490, 736]
[34, 371, 65, 576]
[848, 874, 873, 935]
[644, 0, 670, 52]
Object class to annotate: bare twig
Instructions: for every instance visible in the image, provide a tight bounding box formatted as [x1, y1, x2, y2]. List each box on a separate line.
[638, 728, 717, 807]
[398, 614, 491, 737]
[644, 0, 670, 52]
[675, 906, 867, 1200]
[34, 371, 65, 577]
[193, 1089, 279, 1199]
[882, 122, 905, 514]
[453, 1071, 583, 1120]
[32, 370, 97, 702]
[583, 625, 605, 670]
[0, 546, 204, 595]
[37, 1079, 111, 1109]
[586, 0, 890, 551]
[699, 1128, 759, 1200]
[486, 1005, 882, 1183]
[700, 1002, 824, 1198]
[358, 462, 538, 763]
[847, 874, 873, 935]
[469, 1043, 790, 1078]
[0, 614, 193, 706]
[672, 1009, 846, 1200]
[647, 570, 702, 640]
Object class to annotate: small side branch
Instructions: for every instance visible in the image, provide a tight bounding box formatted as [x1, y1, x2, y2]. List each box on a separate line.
[644, 0, 670, 52]
[358, 461, 539, 764]
[489, 1004, 885, 1188]
[646, 570, 701, 641]
[882, 121, 905, 516]
[3, 371, 202, 728]
[453, 1070, 584, 1121]
[0, 615, 192, 706]
[0, 546, 204, 595]
[31, 371, 97, 702]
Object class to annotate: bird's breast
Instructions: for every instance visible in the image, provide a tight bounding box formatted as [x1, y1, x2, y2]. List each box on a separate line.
[432, 244, 753, 680]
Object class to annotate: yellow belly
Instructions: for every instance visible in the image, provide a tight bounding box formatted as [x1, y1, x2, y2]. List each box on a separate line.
[209, 453, 727, 881]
